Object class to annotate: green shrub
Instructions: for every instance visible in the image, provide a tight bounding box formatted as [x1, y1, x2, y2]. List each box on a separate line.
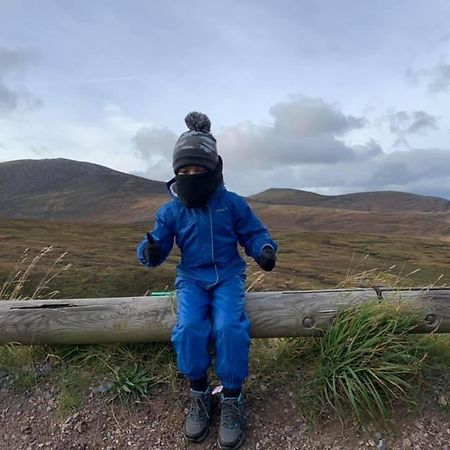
[299, 300, 427, 423]
[111, 364, 157, 402]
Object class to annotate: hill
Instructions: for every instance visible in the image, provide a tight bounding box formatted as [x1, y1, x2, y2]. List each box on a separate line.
[248, 202, 450, 238]
[0, 158, 168, 222]
[1, 158, 450, 237]
[250, 188, 450, 213]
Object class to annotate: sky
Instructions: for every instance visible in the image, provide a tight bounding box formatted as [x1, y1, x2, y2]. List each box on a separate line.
[1, 0, 450, 197]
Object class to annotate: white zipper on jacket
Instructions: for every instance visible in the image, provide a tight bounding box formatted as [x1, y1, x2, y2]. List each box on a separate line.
[207, 205, 219, 287]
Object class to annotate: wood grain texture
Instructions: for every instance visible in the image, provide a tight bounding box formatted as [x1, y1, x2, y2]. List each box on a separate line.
[1, 288, 449, 345]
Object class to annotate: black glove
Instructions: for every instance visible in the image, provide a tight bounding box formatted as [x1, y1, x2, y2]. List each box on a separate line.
[255, 246, 276, 271]
[144, 233, 163, 265]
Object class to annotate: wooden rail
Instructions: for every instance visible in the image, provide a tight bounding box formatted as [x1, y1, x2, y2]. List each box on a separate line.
[0, 287, 449, 345]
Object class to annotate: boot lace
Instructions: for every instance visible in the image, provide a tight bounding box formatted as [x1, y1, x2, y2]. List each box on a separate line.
[188, 392, 209, 422]
[221, 398, 241, 429]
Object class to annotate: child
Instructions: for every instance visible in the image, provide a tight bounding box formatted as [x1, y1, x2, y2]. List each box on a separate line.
[136, 112, 277, 449]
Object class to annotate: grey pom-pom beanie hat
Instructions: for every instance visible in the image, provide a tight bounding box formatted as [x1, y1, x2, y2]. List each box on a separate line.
[172, 112, 219, 173]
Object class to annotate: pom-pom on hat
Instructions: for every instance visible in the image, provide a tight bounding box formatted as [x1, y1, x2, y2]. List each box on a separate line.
[172, 112, 219, 173]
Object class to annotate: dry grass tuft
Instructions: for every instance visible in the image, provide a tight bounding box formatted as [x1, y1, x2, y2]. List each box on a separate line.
[0, 246, 71, 300]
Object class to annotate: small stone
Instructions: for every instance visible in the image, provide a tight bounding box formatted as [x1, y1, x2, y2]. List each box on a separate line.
[39, 363, 53, 375]
[402, 438, 412, 447]
[74, 420, 88, 433]
[92, 382, 113, 394]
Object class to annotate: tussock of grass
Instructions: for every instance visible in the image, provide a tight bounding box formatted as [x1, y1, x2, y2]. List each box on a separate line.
[50, 342, 178, 401]
[110, 364, 157, 402]
[0, 246, 71, 300]
[297, 301, 427, 424]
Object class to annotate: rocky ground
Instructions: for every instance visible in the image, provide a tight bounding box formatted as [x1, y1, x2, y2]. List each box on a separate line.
[1, 373, 450, 450]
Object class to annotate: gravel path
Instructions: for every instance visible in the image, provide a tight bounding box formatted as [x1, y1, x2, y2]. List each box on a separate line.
[1, 380, 450, 450]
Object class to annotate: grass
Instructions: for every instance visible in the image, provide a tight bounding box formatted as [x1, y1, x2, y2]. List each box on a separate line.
[0, 341, 179, 416]
[110, 364, 157, 402]
[56, 368, 90, 416]
[296, 301, 427, 424]
[0, 245, 71, 300]
[247, 337, 319, 393]
[47, 342, 178, 408]
[0, 243, 178, 415]
[1, 216, 450, 298]
[1, 216, 450, 423]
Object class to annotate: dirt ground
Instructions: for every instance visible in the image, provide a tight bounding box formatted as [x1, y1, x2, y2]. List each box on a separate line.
[1, 378, 450, 450]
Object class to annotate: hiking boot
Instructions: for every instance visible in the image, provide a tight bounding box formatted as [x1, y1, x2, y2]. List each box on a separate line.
[218, 393, 245, 449]
[185, 387, 212, 442]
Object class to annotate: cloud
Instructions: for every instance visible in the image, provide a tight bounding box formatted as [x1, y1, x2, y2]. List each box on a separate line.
[131, 96, 370, 177]
[0, 84, 41, 115]
[269, 96, 365, 136]
[129, 96, 450, 199]
[428, 64, 450, 93]
[0, 48, 37, 74]
[0, 47, 41, 116]
[295, 147, 450, 198]
[132, 126, 177, 160]
[131, 125, 178, 180]
[408, 62, 450, 94]
[406, 61, 450, 94]
[219, 96, 368, 169]
[388, 111, 438, 135]
[371, 148, 450, 186]
[219, 121, 356, 168]
[226, 146, 450, 198]
[219, 126, 450, 198]
[0, 104, 149, 175]
[384, 110, 438, 148]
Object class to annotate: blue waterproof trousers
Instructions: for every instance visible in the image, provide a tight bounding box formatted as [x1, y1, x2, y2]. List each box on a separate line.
[171, 274, 250, 390]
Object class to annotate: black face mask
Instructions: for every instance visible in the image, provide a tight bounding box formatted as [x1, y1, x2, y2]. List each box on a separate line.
[175, 160, 223, 208]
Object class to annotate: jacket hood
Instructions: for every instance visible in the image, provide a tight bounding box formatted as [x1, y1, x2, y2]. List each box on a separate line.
[167, 177, 177, 197]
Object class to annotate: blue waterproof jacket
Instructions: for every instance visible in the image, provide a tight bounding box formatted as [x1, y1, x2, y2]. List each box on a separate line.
[136, 181, 277, 286]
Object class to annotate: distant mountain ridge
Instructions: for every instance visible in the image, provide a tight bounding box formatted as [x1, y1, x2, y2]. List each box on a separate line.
[250, 188, 450, 213]
[1, 158, 449, 238]
[0, 158, 168, 222]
